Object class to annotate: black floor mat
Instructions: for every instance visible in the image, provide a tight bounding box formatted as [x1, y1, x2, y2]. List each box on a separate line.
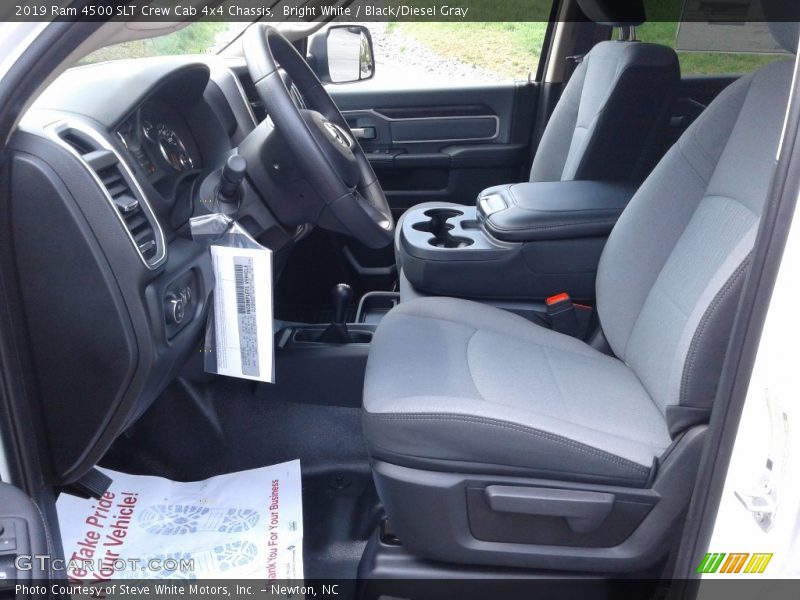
[303, 466, 382, 579]
[102, 377, 382, 579]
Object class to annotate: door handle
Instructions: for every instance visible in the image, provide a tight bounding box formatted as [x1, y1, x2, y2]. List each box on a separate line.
[735, 481, 776, 532]
[732, 392, 787, 533]
[351, 127, 377, 140]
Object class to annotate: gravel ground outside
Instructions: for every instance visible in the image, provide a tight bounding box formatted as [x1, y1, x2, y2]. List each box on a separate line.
[367, 22, 513, 86]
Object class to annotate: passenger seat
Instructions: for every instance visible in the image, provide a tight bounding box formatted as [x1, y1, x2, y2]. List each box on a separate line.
[394, 0, 679, 296]
[530, 0, 679, 183]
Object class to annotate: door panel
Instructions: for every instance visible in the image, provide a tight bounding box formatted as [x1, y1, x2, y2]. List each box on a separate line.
[678, 75, 739, 107]
[0, 483, 51, 585]
[329, 84, 537, 215]
[662, 75, 739, 151]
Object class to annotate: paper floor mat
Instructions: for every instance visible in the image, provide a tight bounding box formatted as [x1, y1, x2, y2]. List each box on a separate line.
[57, 460, 303, 580]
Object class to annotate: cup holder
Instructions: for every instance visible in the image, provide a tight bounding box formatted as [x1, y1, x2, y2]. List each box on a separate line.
[411, 208, 473, 249]
[412, 209, 462, 236]
[430, 235, 474, 249]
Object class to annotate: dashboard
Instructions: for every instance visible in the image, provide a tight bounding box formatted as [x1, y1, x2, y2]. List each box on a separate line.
[118, 102, 200, 179]
[7, 56, 263, 486]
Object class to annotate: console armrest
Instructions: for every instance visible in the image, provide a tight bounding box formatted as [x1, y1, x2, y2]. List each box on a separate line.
[478, 181, 638, 243]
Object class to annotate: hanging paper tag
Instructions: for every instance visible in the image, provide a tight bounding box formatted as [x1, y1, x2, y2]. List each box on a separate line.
[210, 244, 274, 383]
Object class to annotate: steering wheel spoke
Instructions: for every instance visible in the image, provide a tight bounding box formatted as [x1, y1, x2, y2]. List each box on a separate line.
[242, 24, 394, 248]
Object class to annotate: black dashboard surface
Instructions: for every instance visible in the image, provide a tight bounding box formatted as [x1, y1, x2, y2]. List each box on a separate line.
[35, 57, 212, 128]
[9, 56, 256, 486]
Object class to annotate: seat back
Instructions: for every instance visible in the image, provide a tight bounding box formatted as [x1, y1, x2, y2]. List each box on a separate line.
[530, 39, 679, 183]
[596, 57, 794, 434]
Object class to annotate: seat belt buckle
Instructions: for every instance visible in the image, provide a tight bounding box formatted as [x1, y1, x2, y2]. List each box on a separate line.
[546, 293, 592, 338]
[546, 292, 571, 309]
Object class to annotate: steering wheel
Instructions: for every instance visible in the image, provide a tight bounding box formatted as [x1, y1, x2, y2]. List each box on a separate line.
[242, 24, 394, 248]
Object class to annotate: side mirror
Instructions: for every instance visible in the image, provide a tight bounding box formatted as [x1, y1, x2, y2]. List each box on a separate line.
[309, 25, 375, 84]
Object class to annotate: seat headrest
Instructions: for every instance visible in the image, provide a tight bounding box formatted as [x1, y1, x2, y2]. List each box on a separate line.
[762, 0, 800, 54]
[576, 0, 646, 27]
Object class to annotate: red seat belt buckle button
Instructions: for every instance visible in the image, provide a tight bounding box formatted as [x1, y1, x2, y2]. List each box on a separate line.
[546, 292, 571, 307]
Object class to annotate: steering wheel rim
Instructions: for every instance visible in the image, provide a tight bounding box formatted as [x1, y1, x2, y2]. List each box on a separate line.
[242, 24, 394, 249]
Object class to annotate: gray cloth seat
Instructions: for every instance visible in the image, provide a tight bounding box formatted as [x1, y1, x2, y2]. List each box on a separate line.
[529, 39, 678, 183]
[530, 0, 681, 183]
[393, 2, 679, 287]
[364, 297, 670, 486]
[365, 57, 795, 487]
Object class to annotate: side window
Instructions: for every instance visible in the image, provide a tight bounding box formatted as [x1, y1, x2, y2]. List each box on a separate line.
[634, 21, 788, 75]
[356, 22, 549, 86]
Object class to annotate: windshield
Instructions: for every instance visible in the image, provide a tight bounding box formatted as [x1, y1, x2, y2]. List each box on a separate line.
[79, 20, 544, 83]
[80, 22, 248, 64]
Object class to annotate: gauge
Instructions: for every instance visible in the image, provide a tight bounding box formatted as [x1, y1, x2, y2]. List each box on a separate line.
[142, 120, 156, 142]
[155, 123, 194, 172]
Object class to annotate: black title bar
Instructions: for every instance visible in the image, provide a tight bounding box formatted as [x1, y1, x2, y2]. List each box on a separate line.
[2, 0, 800, 23]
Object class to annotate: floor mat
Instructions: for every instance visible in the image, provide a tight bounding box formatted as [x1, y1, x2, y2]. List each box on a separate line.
[101, 378, 383, 579]
[57, 462, 303, 580]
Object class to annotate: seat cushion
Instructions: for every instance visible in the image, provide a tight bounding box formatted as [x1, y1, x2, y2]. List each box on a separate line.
[364, 297, 672, 487]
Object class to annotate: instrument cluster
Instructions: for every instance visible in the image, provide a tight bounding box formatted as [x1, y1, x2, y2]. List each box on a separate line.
[116, 100, 200, 183]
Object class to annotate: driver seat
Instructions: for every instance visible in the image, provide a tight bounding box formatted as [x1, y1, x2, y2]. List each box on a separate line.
[362, 30, 797, 571]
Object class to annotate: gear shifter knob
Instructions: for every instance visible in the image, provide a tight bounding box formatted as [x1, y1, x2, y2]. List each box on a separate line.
[332, 283, 353, 325]
[319, 283, 354, 344]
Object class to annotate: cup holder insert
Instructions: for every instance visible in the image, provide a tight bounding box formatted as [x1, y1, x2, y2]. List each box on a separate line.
[412, 209, 463, 236]
[411, 208, 473, 248]
[430, 235, 474, 248]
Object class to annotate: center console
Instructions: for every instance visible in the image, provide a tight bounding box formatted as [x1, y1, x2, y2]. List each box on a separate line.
[398, 180, 637, 301]
[258, 181, 637, 406]
[258, 283, 382, 408]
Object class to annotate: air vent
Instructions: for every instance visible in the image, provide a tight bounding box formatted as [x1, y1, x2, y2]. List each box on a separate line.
[60, 131, 95, 155]
[52, 124, 166, 269]
[95, 163, 159, 262]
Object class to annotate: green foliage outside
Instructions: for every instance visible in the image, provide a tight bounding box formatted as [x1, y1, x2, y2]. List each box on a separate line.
[633, 0, 785, 75]
[637, 22, 784, 75]
[81, 8, 786, 79]
[388, 22, 548, 80]
[392, 20, 784, 81]
[81, 22, 230, 65]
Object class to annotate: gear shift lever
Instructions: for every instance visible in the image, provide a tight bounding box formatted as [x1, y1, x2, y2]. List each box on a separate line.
[320, 283, 353, 343]
[332, 283, 352, 325]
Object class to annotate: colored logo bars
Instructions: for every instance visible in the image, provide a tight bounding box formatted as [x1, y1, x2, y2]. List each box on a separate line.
[697, 552, 773, 574]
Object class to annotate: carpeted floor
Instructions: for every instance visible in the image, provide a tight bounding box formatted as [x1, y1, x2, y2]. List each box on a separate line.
[101, 377, 382, 579]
